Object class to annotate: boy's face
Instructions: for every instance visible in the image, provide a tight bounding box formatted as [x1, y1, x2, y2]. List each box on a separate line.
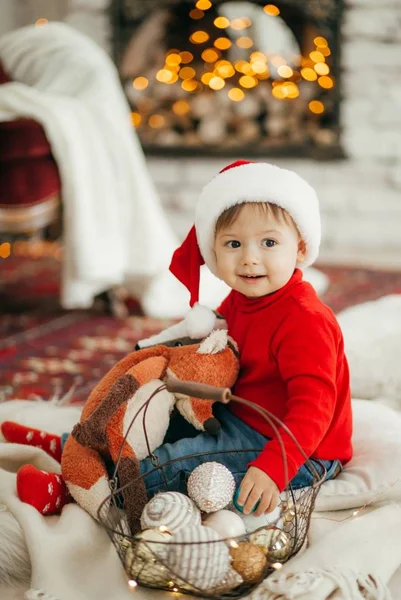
[214, 203, 306, 298]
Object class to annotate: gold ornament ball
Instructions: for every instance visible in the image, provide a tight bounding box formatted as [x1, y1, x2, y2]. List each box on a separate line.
[250, 527, 291, 561]
[230, 542, 267, 584]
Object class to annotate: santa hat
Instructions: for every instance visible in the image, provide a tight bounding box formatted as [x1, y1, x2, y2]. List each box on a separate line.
[170, 159, 321, 311]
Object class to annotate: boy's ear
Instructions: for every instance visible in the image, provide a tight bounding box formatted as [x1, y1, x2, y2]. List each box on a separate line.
[297, 239, 307, 262]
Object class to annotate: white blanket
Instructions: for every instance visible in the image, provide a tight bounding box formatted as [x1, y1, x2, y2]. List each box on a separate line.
[0, 444, 135, 600]
[0, 23, 183, 315]
[1, 400, 401, 600]
[251, 503, 401, 600]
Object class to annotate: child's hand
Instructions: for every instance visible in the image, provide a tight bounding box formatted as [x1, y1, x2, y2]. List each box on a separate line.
[237, 466, 279, 516]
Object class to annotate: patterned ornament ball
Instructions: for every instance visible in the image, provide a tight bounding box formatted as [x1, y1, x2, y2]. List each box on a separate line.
[140, 491, 201, 533]
[187, 462, 236, 513]
[250, 526, 291, 561]
[179, 567, 243, 596]
[166, 525, 231, 592]
[179, 566, 243, 595]
[229, 542, 267, 584]
[209, 567, 244, 594]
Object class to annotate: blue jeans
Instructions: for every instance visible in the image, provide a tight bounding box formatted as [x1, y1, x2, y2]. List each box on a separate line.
[139, 404, 342, 497]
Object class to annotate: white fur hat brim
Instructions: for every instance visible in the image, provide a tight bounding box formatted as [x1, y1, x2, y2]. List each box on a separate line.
[195, 162, 321, 275]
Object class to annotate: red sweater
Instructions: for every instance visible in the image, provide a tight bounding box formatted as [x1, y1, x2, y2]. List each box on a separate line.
[217, 269, 353, 491]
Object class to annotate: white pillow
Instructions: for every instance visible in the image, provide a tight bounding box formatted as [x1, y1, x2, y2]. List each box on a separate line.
[338, 295, 401, 402]
[314, 399, 401, 511]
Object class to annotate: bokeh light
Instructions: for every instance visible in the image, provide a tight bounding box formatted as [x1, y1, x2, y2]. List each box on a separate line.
[228, 87, 245, 101]
[309, 100, 325, 114]
[190, 31, 210, 44]
[214, 17, 230, 29]
[263, 5, 280, 16]
[133, 77, 149, 90]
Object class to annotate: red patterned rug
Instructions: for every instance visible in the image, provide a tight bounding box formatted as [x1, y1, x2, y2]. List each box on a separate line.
[1, 254, 401, 404]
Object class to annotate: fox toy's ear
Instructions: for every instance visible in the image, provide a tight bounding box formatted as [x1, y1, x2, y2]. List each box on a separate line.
[197, 329, 228, 355]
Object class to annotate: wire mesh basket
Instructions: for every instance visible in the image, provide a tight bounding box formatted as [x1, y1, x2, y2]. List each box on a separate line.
[98, 374, 326, 599]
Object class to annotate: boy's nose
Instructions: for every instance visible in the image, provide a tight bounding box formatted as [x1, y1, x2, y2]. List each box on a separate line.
[241, 245, 260, 265]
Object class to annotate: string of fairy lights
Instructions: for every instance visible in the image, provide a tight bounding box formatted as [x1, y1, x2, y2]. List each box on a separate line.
[124, 477, 401, 594]
[130, 0, 335, 131]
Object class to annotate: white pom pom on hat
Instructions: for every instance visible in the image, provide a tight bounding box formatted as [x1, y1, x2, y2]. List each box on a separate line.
[184, 302, 217, 339]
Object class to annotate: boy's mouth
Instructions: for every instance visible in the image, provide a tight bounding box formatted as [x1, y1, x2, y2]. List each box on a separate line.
[239, 274, 265, 282]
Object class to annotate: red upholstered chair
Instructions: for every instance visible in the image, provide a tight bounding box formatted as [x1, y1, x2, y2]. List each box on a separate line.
[0, 63, 127, 315]
[0, 62, 61, 235]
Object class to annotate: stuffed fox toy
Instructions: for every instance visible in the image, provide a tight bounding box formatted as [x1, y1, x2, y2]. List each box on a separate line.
[2, 329, 239, 534]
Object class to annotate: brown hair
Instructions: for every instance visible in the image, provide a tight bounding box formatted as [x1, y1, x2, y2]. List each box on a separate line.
[214, 202, 296, 237]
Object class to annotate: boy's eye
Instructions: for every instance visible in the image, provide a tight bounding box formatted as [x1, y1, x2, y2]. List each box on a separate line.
[226, 240, 241, 248]
[262, 239, 276, 247]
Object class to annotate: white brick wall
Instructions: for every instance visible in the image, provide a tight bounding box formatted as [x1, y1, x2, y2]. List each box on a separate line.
[1, 0, 401, 267]
[148, 156, 401, 267]
[0, 0, 18, 37]
[343, 7, 401, 41]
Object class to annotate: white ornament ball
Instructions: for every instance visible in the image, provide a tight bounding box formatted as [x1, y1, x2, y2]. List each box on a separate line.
[187, 462, 235, 513]
[166, 525, 231, 592]
[203, 510, 246, 539]
[240, 505, 283, 533]
[135, 528, 172, 561]
[125, 552, 170, 587]
[123, 529, 172, 587]
[140, 492, 201, 533]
